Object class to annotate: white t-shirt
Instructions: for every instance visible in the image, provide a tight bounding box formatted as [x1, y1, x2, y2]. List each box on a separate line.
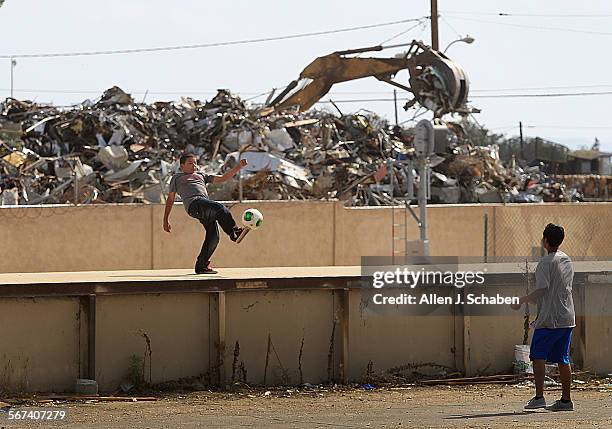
[533, 250, 576, 329]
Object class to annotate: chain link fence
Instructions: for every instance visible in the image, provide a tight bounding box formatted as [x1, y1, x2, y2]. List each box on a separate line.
[484, 205, 612, 262]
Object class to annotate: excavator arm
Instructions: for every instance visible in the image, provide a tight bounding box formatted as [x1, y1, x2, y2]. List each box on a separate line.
[264, 40, 473, 118]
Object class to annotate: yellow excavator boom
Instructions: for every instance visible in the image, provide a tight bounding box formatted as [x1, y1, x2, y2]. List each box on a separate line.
[265, 40, 473, 118]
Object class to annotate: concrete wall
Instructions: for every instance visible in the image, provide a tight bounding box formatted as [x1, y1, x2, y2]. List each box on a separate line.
[0, 297, 80, 392]
[1, 276, 609, 393]
[1, 202, 611, 273]
[96, 294, 211, 391]
[151, 201, 335, 270]
[0, 205, 152, 273]
[348, 291, 457, 379]
[583, 276, 612, 374]
[224, 289, 338, 385]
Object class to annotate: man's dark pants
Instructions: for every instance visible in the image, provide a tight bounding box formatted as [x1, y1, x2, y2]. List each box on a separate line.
[187, 198, 237, 269]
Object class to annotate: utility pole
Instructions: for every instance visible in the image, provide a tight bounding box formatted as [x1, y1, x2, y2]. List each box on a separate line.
[418, 156, 429, 256]
[519, 121, 524, 160]
[430, 0, 439, 50]
[414, 119, 434, 257]
[393, 89, 398, 126]
[10, 58, 16, 98]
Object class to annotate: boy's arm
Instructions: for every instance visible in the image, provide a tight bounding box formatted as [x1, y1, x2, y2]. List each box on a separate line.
[212, 159, 248, 184]
[513, 288, 546, 308]
[511, 261, 549, 310]
[163, 192, 176, 233]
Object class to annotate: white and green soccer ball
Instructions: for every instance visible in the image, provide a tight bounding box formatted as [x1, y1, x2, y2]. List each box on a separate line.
[241, 208, 263, 229]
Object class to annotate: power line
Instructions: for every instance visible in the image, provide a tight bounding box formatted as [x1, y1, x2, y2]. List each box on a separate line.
[0, 88, 263, 96]
[471, 84, 612, 93]
[489, 125, 518, 131]
[243, 90, 273, 102]
[441, 11, 612, 18]
[355, 19, 427, 59]
[0, 17, 426, 59]
[490, 124, 612, 131]
[525, 125, 612, 129]
[377, 19, 428, 46]
[4, 91, 612, 134]
[439, 15, 462, 39]
[445, 15, 612, 36]
[326, 84, 612, 94]
[472, 91, 612, 98]
[416, 18, 430, 39]
[315, 91, 612, 103]
[5, 87, 612, 100]
[316, 98, 407, 103]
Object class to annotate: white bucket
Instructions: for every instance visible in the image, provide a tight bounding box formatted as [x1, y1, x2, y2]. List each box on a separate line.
[514, 344, 533, 374]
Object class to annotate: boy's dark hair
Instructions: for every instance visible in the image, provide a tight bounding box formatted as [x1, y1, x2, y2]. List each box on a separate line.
[179, 153, 196, 165]
[543, 223, 564, 248]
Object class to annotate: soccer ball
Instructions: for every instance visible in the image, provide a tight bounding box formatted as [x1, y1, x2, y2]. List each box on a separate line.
[241, 208, 263, 229]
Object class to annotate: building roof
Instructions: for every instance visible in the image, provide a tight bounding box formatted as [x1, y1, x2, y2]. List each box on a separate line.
[570, 150, 612, 160]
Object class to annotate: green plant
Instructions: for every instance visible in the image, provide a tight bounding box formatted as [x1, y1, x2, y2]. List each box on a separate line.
[513, 360, 531, 374]
[127, 354, 144, 386]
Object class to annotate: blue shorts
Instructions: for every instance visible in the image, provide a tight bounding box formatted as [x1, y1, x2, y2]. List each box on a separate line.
[530, 327, 573, 364]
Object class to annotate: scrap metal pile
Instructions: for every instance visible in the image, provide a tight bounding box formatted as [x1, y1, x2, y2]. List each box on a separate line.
[552, 175, 611, 201]
[0, 87, 583, 206]
[0, 86, 410, 205]
[430, 145, 581, 204]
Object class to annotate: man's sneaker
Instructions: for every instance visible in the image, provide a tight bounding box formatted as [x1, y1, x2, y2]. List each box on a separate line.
[230, 226, 241, 242]
[233, 227, 250, 244]
[546, 400, 574, 411]
[195, 263, 217, 274]
[524, 396, 547, 409]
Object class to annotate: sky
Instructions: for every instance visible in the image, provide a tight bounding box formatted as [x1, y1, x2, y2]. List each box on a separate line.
[1, 0, 612, 151]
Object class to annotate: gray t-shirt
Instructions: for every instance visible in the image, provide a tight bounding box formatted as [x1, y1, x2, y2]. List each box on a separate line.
[533, 250, 575, 329]
[168, 171, 214, 213]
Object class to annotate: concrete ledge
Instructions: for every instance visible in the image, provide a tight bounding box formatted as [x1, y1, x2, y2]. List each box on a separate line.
[0, 267, 361, 297]
[0, 265, 610, 392]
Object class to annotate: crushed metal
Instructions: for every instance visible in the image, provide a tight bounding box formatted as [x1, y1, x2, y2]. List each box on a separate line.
[0, 87, 603, 206]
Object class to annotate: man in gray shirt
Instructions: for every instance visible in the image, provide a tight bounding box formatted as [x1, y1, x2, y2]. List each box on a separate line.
[512, 223, 575, 411]
[163, 153, 248, 274]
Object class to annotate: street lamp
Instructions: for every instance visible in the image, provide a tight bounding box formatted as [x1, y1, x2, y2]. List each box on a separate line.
[443, 36, 475, 53]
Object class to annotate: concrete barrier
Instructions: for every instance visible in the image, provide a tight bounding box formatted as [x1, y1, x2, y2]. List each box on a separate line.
[1, 202, 610, 273]
[0, 265, 609, 393]
[0, 297, 80, 392]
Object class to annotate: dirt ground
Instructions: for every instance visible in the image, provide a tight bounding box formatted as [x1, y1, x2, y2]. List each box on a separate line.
[1, 384, 611, 429]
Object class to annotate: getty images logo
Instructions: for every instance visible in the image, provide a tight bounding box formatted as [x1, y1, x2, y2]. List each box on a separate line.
[371, 267, 486, 289]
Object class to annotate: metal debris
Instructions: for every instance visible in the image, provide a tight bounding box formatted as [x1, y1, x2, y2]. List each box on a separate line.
[0, 87, 597, 206]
